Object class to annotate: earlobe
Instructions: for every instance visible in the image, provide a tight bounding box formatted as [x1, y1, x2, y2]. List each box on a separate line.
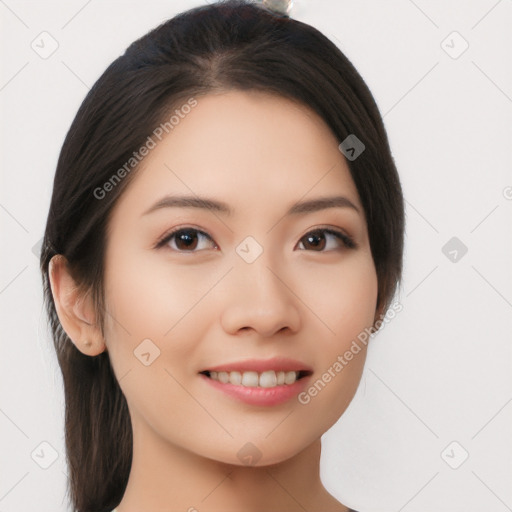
[48, 255, 106, 356]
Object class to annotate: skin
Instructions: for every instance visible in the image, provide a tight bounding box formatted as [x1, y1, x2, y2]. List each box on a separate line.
[49, 90, 379, 512]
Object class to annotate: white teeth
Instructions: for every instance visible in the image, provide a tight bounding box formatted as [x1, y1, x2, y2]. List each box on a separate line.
[207, 370, 301, 387]
[259, 370, 277, 388]
[229, 371, 242, 385]
[242, 371, 259, 387]
[284, 371, 297, 385]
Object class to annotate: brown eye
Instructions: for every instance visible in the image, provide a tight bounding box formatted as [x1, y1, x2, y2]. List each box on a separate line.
[296, 229, 355, 251]
[301, 231, 327, 251]
[157, 228, 217, 252]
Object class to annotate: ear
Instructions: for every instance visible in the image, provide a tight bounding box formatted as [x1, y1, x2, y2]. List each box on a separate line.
[48, 254, 106, 356]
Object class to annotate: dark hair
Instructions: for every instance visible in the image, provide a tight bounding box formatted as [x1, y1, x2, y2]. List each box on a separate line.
[40, 1, 405, 510]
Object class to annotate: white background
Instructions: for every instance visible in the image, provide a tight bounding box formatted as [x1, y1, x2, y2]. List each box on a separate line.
[1, 1, 511, 511]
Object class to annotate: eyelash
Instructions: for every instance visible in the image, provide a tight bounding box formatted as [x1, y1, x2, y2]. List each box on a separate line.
[154, 226, 357, 252]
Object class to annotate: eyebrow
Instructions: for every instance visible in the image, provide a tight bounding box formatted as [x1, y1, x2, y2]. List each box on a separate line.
[142, 194, 360, 217]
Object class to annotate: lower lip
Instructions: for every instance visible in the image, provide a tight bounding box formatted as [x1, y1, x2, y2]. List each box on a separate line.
[199, 373, 311, 406]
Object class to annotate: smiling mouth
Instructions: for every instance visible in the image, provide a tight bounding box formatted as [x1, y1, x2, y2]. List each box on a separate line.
[199, 369, 312, 388]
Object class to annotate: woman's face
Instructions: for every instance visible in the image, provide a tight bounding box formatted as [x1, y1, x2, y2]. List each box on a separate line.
[103, 89, 378, 465]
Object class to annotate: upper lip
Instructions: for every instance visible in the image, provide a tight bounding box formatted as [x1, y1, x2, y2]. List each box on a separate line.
[200, 357, 313, 374]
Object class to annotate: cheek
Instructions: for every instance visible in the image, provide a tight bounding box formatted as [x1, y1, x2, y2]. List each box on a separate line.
[295, 252, 377, 422]
[297, 250, 378, 337]
[102, 245, 219, 377]
[102, 248, 218, 416]
[104, 246, 212, 334]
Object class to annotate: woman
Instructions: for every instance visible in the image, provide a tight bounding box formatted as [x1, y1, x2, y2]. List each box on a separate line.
[40, 1, 405, 510]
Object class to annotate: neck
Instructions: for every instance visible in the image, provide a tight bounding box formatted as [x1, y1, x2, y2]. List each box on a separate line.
[116, 418, 348, 512]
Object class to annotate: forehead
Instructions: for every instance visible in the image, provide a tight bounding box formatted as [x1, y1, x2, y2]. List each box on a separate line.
[111, 89, 361, 217]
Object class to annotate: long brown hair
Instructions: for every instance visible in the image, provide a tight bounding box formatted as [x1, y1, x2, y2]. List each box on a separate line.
[40, 1, 405, 510]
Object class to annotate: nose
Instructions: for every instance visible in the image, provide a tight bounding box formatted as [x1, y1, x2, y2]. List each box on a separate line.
[219, 254, 302, 338]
